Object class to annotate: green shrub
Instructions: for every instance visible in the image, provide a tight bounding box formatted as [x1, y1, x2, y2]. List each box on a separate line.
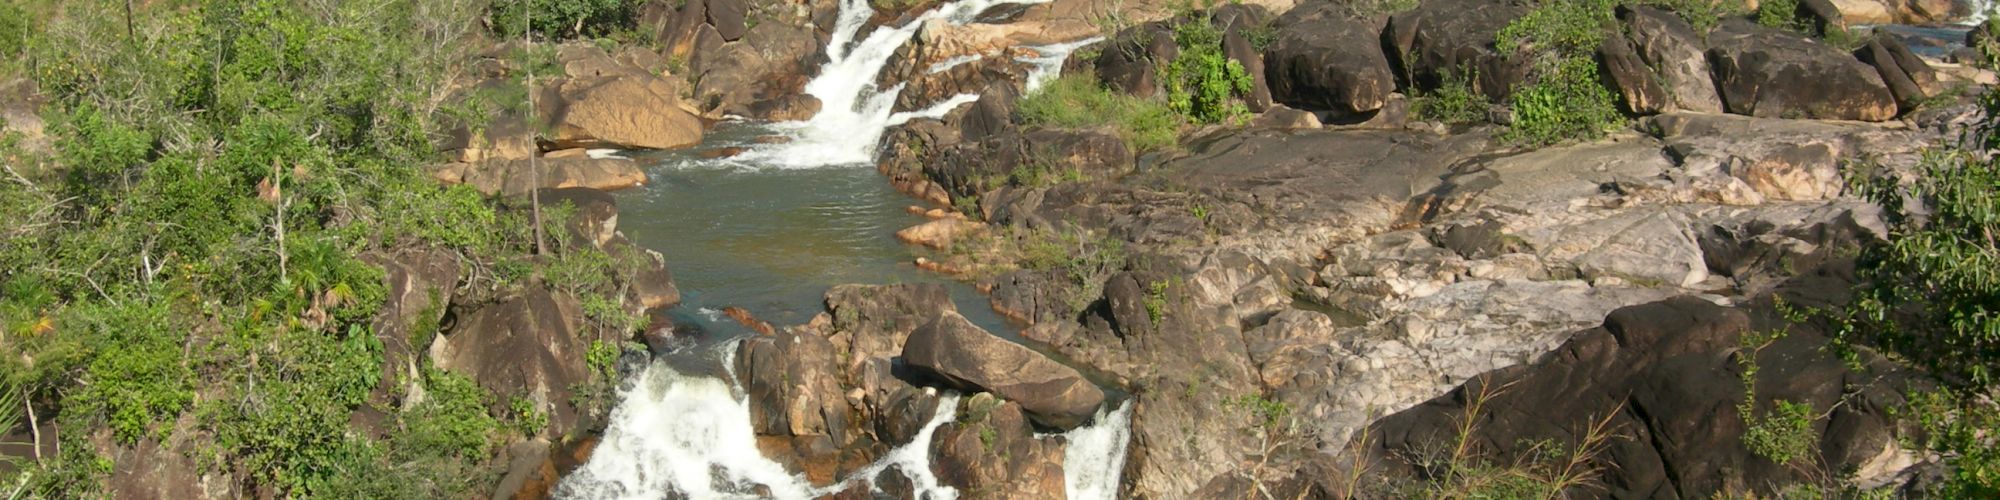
[1646, 0, 1741, 33]
[1164, 13, 1254, 124]
[490, 0, 642, 40]
[1017, 73, 1180, 152]
[1411, 68, 1486, 124]
[1503, 56, 1622, 146]
[0, 2, 29, 60]
[1016, 226, 1127, 313]
[1743, 400, 1817, 465]
[1756, 0, 1802, 31]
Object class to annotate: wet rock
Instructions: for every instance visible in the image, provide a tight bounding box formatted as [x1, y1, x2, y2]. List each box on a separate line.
[750, 94, 822, 122]
[437, 156, 648, 196]
[902, 311, 1106, 429]
[1264, 16, 1395, 114]
[1619, 6, 1723, 114]
[895, 217, 985, 250]
[543, 75, 704, 150]
[1597, 32, 1668, 115]
[435, 288, 590, 435]
[1706, 20, 1896, 122]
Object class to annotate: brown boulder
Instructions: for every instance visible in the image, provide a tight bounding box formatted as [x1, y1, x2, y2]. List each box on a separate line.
[1264, 16, 1395, 114]
[435, 288, 590, 435]
[902, 310, 1106, 429]
[440, 157, 647, 197]
[1854, 34, 1940, 113]
[1598, 32, 1668, 115]
[544, 76, 704, 150]
[1706, 21, 1896, 121]
[1619, 6, 1723, 114]
[929, 395, 1069, 499]
[1095, 22, 1179, 98]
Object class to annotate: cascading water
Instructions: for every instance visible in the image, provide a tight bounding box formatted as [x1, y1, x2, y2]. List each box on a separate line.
[1050, 400, 1135, 500]
[1017, 37, 1104, 94]
[560, 0, 1133, 496]
[733, 0, 1049, 167]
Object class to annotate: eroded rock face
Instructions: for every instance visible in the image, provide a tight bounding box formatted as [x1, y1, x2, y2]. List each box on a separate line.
[436, 288, 590, 435]
[1263, 15, 1395, 114]
[902, 311, 1107, 429]
[1706, 21, 1897, 122]
[436, 157, 648, 196]
[1620, 6, 1723, 114]
[543, 76, 705, 150]
[1367, 292, 1921, 497]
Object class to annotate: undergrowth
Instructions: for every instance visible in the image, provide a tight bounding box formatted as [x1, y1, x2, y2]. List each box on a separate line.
[1017, 72, 1180, 152]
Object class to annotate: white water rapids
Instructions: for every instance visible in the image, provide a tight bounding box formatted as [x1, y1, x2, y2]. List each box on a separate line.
[557, 0, 1128, 496]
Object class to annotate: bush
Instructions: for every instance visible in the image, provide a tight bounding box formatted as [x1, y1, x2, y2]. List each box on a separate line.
[1017, 73, 1180, 152]
[490, 0, 642, 40]
[1163, 14, 1254, 124]
[1411, 68, 1486, 125]
[1503, 56, 1622, 146]
[1646, 0, 1741, 33]
[1756, 0, 1803, 31]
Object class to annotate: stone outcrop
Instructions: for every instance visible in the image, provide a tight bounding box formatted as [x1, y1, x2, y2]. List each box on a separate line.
[1597, 31, 1668, 115]
[542, 75, 705, 150]
[435, 288, 591, 435]
[1618, 6, 1723, 114]
[1854, 34, 1941, 113]
[1094, 22, 1179, 98]
[434, 156, 648, 196]
[1706, 21, 1897, 122]
[1387, 0, 1531, 97]
[927, 394, 1069, 499]
[1263, 15, 1395, 114]
[902, 311, 1107, 429]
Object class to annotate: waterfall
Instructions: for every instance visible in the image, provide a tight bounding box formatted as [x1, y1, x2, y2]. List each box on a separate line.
[554, 343, 966, 499]
[1050, 400, 1135, 500]
[734, 0, 1049, 168]
[1017, 37, 1104, 94]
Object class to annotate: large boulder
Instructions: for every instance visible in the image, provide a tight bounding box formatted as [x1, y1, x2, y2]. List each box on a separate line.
[1386, 0, 1532, 97]
[435, 156, 648, 197]
[1854, 34, 1940, 113]
[1095, 22, 1179, 98]
[928, 395, 1070, 499]
[901, 311, 1107, 429]
[1618, 6, 1723, 114]
[1368, 294, 1920, 498]
[435, 288, 591, 434]
[1264, 16, 1396, 114]
[1597, 31, 1668, 115]
[544, 76, 704, 150]
[1705, 21, 1897, 121]
[927, 128, 1133, 199]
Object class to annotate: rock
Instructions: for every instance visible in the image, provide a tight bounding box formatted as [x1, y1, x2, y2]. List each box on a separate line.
[1387, 0, 1532, 98]
[544, 76, 704, 150]
[736, 329, 858, 484]
[902, 311, 1106, 429]
[706, 0, 748, 41]
[1367, 294, 1921, 498]
[1726, 142, 1842, 201]
[606, 235, 682, 310]
[1706, 21, 1897, 121]
[928, 128, 1133, 199]
[929, 397, 1069, 499]
[1854, 34, 1939, 113]
[957, 81, 1018, 142]
[1597, 32, 1668, 115]
[441, 106, 536, 163]
[895, 217, 984, 250]
[357, 249, 460, 436]
[1798, 0, 1846, 34]
[537, 187, 619, 248]
[441, 157, 648, 196]
[750, 94, 822, 122]
[1264, 16, 1395, 114]
[1253, 104, 1322, 129]
[436, 288, 590, 435]
[1095, 22, 1178, 98]
[1619, 6, 1722, 113]
[1222, 22, 1276, 113]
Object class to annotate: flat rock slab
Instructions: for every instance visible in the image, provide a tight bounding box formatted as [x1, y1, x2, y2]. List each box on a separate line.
[901, 310, 1105, 429]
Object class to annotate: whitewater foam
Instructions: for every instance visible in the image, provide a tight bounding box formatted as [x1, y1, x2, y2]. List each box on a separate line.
[1017, 37, 1104, 94]
[1049, 400, 1135, 500]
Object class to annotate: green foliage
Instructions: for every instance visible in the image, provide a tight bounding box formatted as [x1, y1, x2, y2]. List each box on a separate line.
[400, 368, 500, 458]
[1019, 227, 1128, 313]
[1017, 73, 1180, 152]
[1227, 393, 1292, 430]
[1743, 400, 1817, 465]
[0, 2, 31, 61]
[1645, 0, 1741, 33]
[1502, 56, 1622, 146]
[1496, 0, 1616, 56]
[64, 300, 193, 444]
[1412, 68, 1486, 125]
[490, 0, 642, 40]
[1897, 389, 2000, 497]
[1756, 0, 1802, 31]
[1164, 13, 1253, 124]
[1144, 279, 1171, 324]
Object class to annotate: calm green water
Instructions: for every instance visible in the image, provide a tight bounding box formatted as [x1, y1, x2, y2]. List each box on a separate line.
[616, 122, 1014, 337]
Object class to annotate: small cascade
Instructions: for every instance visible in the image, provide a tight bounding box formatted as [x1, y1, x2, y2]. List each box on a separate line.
[735, 0, 1049, 167]
[554, 342, 966, 499]
[1052, 401, 1136, 500]
[1017, 37, 1104, 94]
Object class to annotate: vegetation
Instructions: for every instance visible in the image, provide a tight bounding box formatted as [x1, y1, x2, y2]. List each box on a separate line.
[490, 0, 643, 40]
[1394, 380, 1623, 499]
[1735, 325, 1820, 467]
[1019, 226, 1128, 314]
[1495, 0, 1624, 146]
[1163, 11, 1254, 124]
[1411, 68, 1486, 125]
[1647, 0, 1741, 33]
[1017, 72, 1180, 152]
[0, 0, 638, 495]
